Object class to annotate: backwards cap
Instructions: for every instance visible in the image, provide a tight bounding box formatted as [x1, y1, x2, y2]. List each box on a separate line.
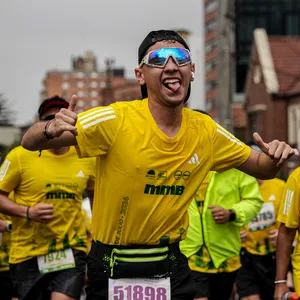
[38, 95, 69, 118]
[138, 30, 191, 102]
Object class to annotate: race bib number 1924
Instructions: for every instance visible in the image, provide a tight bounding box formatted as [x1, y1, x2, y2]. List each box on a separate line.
[37, 248, 75, 274]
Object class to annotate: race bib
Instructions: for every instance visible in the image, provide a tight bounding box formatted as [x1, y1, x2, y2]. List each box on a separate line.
[248, 202, 276, 231]
[109, 277, 171, 300]
[37, 248, 75, 274]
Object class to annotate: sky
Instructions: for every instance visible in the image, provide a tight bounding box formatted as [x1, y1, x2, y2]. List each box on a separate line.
[0, 0, 204, 125]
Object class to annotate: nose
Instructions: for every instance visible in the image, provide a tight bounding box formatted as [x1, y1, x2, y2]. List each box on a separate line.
[164, 56, 179, 71]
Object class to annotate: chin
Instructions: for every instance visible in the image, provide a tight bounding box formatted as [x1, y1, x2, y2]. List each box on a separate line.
[164, 95, 185, 107]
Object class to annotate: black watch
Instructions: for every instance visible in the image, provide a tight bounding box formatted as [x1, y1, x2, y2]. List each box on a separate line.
[228, 209, 236, 221]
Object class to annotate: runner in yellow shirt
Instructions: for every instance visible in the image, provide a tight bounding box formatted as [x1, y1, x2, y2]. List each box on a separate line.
[0, 212, 13, 300]
[21, 30, 298, 300]
[236, 141, 286, 300]
[0, 96, 95, 300]
[275, 166, 300, 299]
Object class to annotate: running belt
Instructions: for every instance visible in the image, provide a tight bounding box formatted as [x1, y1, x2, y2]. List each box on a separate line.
[90, 241, 181, 278]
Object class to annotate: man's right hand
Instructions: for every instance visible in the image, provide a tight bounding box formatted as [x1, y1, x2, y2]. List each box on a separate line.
[240, 230, 248, 243]
[28, 203, 54, 223]
[274, 282, 290, 300]
[47, 95, 78, 138]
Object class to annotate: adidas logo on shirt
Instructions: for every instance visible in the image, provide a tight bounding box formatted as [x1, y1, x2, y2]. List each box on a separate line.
[76, 170, 85, 178]
[188, 153, 200, 165]
[268, 194, 276, 201]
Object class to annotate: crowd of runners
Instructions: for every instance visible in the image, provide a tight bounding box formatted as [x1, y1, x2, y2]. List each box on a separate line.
[0, 29, 299, 300]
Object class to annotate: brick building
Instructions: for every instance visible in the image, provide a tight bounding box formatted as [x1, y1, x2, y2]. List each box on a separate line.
[41, 51, 141, 113]
[204, 0, 300, 140]
[245, 28, 300, 173]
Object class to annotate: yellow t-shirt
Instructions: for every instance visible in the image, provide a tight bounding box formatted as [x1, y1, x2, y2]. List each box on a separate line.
[0, 146, 95, 264]
[277, 167, 300, 292]
[75, 99, 250, 246]
[0, 213, 11, 272]
[244, 178, 286, 255]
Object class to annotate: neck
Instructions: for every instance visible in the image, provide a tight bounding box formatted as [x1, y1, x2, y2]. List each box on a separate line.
[148, 98, 183, 138]
[49, 146, 70, 155]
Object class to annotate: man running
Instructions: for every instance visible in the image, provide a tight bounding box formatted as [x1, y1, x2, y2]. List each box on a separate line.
[21, 30, 298, 299]
[0, 96, 95, 300]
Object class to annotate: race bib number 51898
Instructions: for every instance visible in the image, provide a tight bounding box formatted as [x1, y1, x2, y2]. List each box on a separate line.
[109, 277, 170, 300]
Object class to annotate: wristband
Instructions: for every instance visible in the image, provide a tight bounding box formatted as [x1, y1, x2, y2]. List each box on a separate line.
[6, 223, 12, 232]
[274, 280, 287, 284]
[26, 207, 32, 220]
[43, 120, 54, 140]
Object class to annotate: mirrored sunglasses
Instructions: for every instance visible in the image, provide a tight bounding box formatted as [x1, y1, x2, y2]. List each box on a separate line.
[139, 48, 192, 68]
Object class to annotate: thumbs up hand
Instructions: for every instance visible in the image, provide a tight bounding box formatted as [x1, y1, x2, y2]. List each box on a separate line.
[253, 132, 299, 167]
[47, 95, 78, 138]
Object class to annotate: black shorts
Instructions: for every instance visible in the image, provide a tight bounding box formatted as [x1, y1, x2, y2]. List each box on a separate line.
[10, 249, 86, 300]
[85, 241, 196, 300]
[0, 270, 16, 300]
[236, 248, 276, 300]
[191, 270, 237, 300]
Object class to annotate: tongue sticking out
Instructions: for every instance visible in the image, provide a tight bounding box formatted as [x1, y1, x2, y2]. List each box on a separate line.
[167, 82, 180, 92]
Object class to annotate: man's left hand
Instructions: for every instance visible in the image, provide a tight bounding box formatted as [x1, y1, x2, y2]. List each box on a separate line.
[253, 132, 299, 167]
[208, 206, 230, 224]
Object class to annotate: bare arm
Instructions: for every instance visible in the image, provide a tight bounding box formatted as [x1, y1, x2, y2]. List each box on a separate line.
[238, 133, 298, 179]
[22, 95, 78, 151]
[274, 223, 296, 300]
[0, 191, 54, 223]
[0, 191, 28, 218]
[238, 150, 281, 179]
[86, 189, 94, 211]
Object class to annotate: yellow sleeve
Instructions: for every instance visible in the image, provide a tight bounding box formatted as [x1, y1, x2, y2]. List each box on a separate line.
[75, 104, 122, 158]
[0, 148, 21, 193]
[211, 123, 251, 172]
[277, 170, 299, 228]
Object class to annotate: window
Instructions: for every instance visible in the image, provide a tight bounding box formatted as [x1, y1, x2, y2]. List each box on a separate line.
[205, 21, 217, 33]
[77, 81, 85, 88]
[90, 91, 99, 97]
[77, 100, 85, 107]
[76, 72, 84, 78]
[61, 82, 69, 90]
[90, 72, 98, 78]
[99, 82, 106, 88]
[205, 80, 217, 92]
[91, 100, 99, 107]
[206, 62, 216, 72]
[205, 1, 217, 14]
[90, 81, 98, 88]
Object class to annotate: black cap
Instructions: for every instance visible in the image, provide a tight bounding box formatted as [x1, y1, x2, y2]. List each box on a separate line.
[138, 30, 191, 102]
[38, 96, 69, 118]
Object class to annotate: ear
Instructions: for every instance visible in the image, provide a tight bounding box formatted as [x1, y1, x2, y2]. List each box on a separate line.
[190, 63, 195, 82]
[134, 68, 146, 85]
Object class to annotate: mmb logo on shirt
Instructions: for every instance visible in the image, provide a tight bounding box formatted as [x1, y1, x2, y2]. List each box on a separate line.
[144, 184, 185, 195]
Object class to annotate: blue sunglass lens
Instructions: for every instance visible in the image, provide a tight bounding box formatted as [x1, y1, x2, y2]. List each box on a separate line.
[148, 48, 190, 66]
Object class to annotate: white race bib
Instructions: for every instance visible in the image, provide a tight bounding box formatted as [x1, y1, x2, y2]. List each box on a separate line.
[109, 277, 171, 300]
[248, 202, 276, 232]
[37, 248, 75, 274]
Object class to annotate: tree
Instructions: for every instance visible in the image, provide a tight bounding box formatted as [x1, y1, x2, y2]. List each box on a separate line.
[0, 94, 15, 126]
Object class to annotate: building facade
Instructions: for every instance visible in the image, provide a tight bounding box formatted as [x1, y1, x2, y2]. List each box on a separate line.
[204, 0, 300, 139]
[41, 51, 141, 113]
